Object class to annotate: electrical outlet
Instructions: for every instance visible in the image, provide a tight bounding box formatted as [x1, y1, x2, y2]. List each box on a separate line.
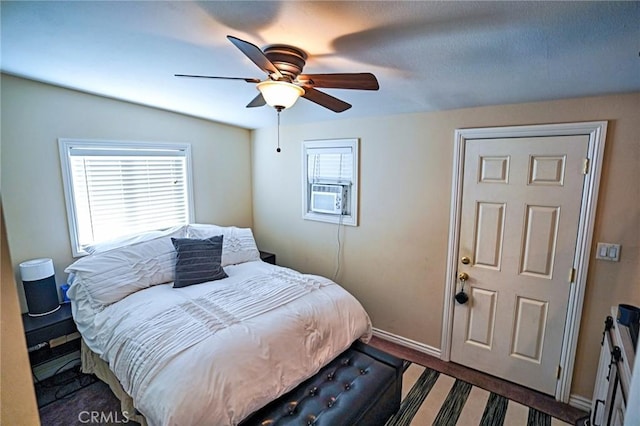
[595, 243, 621, 262]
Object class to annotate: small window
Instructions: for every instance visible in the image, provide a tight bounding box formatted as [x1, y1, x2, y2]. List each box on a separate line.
[302, 138, 359, 226]
[59, 139, 194, 256]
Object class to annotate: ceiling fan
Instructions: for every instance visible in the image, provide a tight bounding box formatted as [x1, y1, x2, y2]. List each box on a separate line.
[175, 35, 379, 113]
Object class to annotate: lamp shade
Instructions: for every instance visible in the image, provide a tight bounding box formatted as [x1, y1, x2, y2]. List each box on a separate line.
[257, 81, 305, 110]
[19, 258, 60, 317]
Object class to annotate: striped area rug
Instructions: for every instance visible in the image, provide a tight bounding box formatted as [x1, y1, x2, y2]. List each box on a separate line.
[387, 362, 573, 426]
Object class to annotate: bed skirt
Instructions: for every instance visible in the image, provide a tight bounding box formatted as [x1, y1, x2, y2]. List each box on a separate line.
[81, 339, 148, 426]
[80, 339, 397, 426]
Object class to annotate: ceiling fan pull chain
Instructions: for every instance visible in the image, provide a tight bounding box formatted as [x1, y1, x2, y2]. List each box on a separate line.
[276, 110, 281, 153]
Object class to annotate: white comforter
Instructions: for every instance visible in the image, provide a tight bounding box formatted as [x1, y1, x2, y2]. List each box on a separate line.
[71, 260, 372, 425]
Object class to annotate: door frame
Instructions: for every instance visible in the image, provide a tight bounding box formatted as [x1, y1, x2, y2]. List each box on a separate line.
[440, 121, 607, 403]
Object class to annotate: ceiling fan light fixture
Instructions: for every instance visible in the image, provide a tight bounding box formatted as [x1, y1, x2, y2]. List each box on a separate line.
[257, 81, 305, 110]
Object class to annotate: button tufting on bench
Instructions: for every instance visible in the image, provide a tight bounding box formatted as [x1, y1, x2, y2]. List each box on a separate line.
[239, 343, 402, 426]
[284, 401, 297, 415]
[327, 396, 336, 408]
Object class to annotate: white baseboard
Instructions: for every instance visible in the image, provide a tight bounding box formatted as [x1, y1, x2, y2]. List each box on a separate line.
[372, 328, 441, 358]
[569, 394, 592, 412]
[374, 327, 592, 412]
[32, 351, 81, 381]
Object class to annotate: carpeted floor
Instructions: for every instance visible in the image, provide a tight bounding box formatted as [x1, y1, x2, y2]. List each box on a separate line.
[37, 357, 585, 425]
[36, 366, 134, 426]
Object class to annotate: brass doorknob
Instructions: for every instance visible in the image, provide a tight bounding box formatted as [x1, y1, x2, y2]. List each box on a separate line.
[458, 272, 469, 281]
[461, 256, 471, 265]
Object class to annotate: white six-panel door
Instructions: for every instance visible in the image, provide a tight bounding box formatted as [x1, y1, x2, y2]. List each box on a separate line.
[450, 135, 589, 395]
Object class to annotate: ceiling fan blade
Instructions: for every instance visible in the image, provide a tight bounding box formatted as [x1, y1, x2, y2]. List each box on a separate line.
[302, 87, 351, 113]
[175, 74, 260, 83]
[246, 93, 266, 108]
[227, 35, 283, 80]
[297, 73, 379, 90]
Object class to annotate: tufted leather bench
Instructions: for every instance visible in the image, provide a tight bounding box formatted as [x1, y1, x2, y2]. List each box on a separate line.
[240, 341, 403, 426]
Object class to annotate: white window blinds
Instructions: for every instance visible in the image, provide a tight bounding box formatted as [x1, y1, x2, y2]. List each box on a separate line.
[59, 140, 193, 255]
[302, 138, 359, 226]
[307, 147, 353, 184]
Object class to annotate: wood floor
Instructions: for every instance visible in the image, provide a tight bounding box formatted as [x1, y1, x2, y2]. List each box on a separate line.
[368, 335, 589, 425]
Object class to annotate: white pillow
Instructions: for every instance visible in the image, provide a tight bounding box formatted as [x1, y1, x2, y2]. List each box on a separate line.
[186, 224, 260, 266]
[84, 225, 187, 254]
[65, 235, 179, 309]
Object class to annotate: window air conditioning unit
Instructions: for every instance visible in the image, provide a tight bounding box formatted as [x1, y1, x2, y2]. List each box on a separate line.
[310, 184, 347, 215]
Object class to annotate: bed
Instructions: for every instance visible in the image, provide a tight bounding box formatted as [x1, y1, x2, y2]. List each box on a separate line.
[65, 224, 372, 426]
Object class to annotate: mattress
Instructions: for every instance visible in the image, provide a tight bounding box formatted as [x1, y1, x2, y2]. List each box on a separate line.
[70, 260, 372, 425]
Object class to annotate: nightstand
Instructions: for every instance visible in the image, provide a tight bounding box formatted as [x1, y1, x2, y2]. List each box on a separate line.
[22, 303, 80, 367]
[260, 251, 276, 265]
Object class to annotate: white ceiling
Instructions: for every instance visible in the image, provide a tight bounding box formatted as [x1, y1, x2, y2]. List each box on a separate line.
[2, 1, 639, 130]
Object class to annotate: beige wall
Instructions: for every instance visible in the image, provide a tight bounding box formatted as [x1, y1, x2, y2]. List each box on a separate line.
[1, 202, 40, 424]
[1, 74, 253, 311]
[251, 92, 640, 399]
[2, 72, 637, 403]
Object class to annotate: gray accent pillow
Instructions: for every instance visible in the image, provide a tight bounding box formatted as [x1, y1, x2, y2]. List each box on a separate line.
[171, 235, 228, 288]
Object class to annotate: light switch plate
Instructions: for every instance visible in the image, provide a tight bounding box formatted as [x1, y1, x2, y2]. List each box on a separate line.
[595, 242, 621, 262]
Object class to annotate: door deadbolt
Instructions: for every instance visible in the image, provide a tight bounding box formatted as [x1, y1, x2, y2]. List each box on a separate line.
[461, 256, 471, 265]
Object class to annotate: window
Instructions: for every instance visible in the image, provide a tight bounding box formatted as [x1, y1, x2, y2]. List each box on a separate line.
[59, 139, 194, 256]
[302, 138, 359, 226]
